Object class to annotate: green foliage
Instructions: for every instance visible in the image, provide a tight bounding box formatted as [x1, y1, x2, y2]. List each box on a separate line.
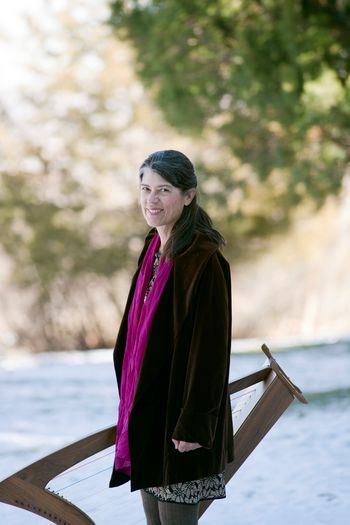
[1, 0, 350, 350]
[109, 0, 350, 242]
[0, 172, 134, 291]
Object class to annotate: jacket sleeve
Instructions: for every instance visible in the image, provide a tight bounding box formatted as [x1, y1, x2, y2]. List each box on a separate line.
[172, 253, 231, 449]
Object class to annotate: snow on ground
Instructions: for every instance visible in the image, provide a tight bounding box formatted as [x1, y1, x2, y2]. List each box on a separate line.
[1, 344, 349, 524]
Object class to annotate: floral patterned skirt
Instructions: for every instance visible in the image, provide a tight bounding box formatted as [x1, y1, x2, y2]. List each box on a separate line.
[143, 473, 226, 504]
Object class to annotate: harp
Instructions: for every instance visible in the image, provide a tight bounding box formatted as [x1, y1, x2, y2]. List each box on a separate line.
[0, 344, 307, 524]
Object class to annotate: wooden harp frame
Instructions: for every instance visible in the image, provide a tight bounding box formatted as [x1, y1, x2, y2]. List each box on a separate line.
[0, 344, 307, 524]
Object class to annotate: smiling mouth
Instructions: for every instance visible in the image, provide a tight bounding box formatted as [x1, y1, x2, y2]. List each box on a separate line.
[146, 208, 163, 215]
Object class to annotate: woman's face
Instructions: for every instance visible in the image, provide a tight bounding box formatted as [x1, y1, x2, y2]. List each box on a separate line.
[140, 167, 194, 236]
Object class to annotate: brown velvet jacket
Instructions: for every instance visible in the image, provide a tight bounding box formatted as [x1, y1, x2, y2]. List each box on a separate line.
[109, 230, 234, 491]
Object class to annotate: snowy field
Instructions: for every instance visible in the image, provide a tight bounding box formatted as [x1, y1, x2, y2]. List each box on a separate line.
[1, 342, 349, 524]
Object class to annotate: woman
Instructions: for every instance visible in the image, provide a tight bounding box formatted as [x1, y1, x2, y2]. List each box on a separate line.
[110, 150, 233, 525]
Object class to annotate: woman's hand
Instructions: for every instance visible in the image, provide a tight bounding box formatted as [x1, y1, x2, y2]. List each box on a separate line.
[172, 439, 202, 453]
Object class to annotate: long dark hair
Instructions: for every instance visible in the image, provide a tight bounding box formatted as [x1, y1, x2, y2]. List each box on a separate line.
[139, 149, 225, 259]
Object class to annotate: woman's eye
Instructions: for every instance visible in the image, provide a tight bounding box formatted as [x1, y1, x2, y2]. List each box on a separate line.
[161, 188, 170, 193]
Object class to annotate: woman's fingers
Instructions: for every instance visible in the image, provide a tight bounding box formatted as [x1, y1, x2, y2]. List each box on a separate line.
[172, 440, 202, 453]
[172, 439, 180, 449]
[178, 441, 201, 452]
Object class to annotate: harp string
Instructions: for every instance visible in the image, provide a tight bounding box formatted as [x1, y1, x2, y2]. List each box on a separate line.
[53, 466, 112, 493]
[53, 449, 115, 479]
[231, 386, 259, 428]
[231, 387, 257, 401]
[48, 448, 115, 505]
[72, 485, 110, 506]
[231, 387, 257, 409]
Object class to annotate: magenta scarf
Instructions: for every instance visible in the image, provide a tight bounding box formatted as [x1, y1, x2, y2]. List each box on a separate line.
[114, 233, 173, 476]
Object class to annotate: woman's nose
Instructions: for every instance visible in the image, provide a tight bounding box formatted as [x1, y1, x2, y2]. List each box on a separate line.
[148, 191, 159, 203]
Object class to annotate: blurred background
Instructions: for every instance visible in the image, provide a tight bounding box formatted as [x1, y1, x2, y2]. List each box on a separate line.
[1, 1, 350, 523]
[1, 0, 349, 353]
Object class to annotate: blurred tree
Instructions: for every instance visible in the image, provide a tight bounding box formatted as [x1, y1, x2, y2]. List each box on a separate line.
[109, 0, 350, 243]
[0, 0, 155, 350]
[2, 0, 349, 350]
